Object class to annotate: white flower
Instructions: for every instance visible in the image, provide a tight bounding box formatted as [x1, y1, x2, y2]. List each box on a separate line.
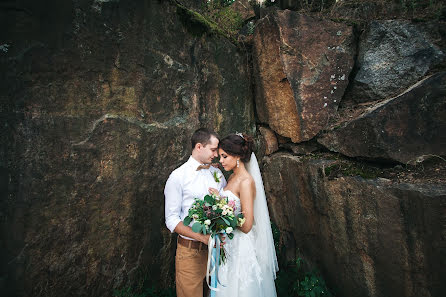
[204, 219, 211, 225]
[213, 171, 223, 183]
[222, 210, 228, 216]
[192, 214, 199, 219]
[226, 227, 233, 234]
[212, 205, 217, 210]
[0, 44, 10, 53]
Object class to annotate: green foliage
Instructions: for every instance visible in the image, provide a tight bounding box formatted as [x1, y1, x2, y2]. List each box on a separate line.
[203, 0, 244, 38]
[275, 256, 333, 297]
[297, 274, 332, 297]
[192, 221, 203, 232]
[246, 20, 255, 35]
[175, 1, 222, 37]
[183, 215, 192, 226]
[173, 0, 244, 43]
[323, 162, 380, 179]
[272, 223, 333, 297]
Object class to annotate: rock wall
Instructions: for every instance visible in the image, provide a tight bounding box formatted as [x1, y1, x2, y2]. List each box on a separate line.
[263, 153, 446, 297]
[253, 6, 446, 297]
[1, 1, 446, 297]
[0, 1, 254, 296]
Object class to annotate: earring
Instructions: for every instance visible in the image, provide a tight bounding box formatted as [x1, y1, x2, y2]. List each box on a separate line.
[236, 159, 240, 168]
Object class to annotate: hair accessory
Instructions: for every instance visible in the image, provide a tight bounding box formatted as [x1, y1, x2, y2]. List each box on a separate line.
[235, 132, 244, 140]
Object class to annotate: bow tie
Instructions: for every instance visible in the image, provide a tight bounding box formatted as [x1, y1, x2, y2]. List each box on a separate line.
[196, 164, 211, 171]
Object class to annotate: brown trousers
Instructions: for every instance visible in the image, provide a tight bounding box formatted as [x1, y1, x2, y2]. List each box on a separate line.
[175, 242, 209, 297]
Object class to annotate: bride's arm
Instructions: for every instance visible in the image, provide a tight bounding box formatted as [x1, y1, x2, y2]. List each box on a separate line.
[238, 178, 256, 233]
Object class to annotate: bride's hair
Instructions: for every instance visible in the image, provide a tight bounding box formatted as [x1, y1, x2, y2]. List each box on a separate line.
[219, 133, 255, 162]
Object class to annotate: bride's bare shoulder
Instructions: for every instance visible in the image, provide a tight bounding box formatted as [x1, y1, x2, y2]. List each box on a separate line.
[240, 174, 255, 195]
[240, 174, 254, 185]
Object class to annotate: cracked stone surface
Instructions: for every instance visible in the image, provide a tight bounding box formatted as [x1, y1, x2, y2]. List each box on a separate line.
[263, 152, 446, 297]
[252, 9, 355, 143]
[0, 0, 254, 296]
[345, 20, 445, 103]
[318, 73, 446, 164]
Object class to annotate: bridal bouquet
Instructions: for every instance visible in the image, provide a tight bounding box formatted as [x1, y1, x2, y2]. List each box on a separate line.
[183, 193, 245, 263]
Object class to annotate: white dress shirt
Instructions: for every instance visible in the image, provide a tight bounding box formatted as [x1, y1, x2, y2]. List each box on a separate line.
[164, 156, 227, 240]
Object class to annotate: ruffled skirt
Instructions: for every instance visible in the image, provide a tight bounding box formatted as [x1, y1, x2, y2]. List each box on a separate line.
[215, 230, 277, 297]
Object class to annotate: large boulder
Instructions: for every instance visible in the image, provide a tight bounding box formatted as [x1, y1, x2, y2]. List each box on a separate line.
[318, 72, 446, 164]
[346, 20, 445, 103]
[263, 152, 446, 297]
[253, 10, 355, 143]
[0, 0, 254, 296]
[258, 126, 279, 156]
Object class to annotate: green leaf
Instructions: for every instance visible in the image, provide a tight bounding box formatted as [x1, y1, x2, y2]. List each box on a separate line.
[192, 222, 203, 233]
[221, 217, 230, 225]
[202, 225, 207, 235]
[216, 218, 225, 226]
[230, 217, 237, 228]
[183, 216, 192, 226]
[310, 291, 315, 297]
[227, 233, 234, 239]
[204, 195, 214, 204]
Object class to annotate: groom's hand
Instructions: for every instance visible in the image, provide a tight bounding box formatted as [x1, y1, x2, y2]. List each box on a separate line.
[199, 234, 225, 247]
[200, 234, 211, 245]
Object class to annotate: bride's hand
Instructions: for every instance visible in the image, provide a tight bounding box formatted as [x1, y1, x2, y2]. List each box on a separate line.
[208, 187, 219, 196]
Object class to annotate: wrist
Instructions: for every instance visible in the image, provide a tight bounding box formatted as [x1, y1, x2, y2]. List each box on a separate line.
[200, 234, 210, 245]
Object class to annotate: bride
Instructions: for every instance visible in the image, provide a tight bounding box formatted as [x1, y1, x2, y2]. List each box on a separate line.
[208, 133, 278, 297]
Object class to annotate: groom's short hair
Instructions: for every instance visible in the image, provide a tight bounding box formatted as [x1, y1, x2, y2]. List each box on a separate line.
[191, 128, 219, 149]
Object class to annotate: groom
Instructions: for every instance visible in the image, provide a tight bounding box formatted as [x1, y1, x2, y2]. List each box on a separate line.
[164, 128, 227, 297]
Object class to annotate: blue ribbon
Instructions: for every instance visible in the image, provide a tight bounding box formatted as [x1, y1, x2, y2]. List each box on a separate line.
[207, 233, 226, 295]
[210, 237, 218, 297]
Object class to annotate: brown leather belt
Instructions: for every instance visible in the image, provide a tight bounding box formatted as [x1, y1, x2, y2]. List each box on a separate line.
[177, 236, 207, 251]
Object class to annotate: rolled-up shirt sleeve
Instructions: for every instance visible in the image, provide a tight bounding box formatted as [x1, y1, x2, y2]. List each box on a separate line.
[164, 171, 182, 233]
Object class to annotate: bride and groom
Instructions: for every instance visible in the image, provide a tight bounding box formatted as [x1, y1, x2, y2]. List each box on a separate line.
[164, 128, 278, 297]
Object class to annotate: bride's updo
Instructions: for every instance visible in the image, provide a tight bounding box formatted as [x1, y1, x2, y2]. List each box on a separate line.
[219, 133, 255, 163]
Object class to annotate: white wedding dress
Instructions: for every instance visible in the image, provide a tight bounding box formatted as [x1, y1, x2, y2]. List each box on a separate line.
[215, 153, 278, 297]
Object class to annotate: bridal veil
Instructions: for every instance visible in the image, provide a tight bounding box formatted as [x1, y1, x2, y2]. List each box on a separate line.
[245, 152, 279, 280]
